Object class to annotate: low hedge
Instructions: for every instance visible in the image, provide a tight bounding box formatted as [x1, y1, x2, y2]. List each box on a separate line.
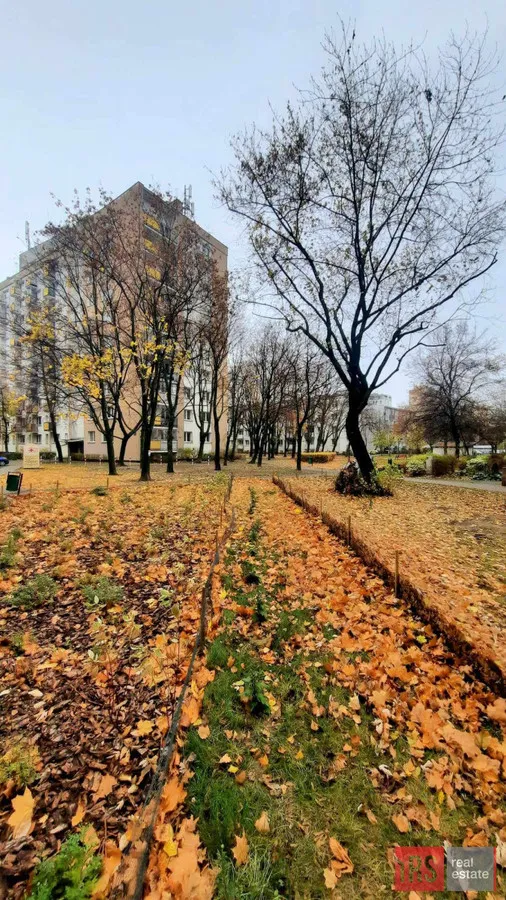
[406, 454, 429, 476]
[430, 455, 456, 477]
[301, 452, 336, 464]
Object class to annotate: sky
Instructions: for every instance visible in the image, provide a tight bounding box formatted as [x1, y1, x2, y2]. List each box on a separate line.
[1, 0, 505, 405]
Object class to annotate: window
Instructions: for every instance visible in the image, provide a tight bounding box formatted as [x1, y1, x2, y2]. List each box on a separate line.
[88, 431, 96, 443]
[184, 431, 192, 443]
[45, 434, 49, 444]
[37, 416, 42, 426]
[184, 386, 191, 400]
[184, 409, 192, 421]
[102, 434, 107, 443]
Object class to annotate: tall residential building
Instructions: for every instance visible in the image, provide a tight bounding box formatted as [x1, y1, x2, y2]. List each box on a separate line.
[0, 182, 228, 460]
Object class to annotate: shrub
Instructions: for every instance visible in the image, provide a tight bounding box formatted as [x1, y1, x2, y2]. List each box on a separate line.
[466, 456, 489, 479]
[7, 451, 23, 460]
[301, 452, 335, 463]
[90, 485, 107, 496]
[29, 831, 102, 899]
[431, 454, 456, 477]
[40, 451, 57, 460]
[0, 741, 40, 787]
[489, 453, 505, 474]
[335, 461, 391, 496]
[376, 465, 403, 493]
[177, 449, 194, 461]
[405, 454, 429, 477]
[0, 528, 22, 569]
[8, 575, 57, 609]
[80, 576, 124, 610]
[454, 457, 469, 473]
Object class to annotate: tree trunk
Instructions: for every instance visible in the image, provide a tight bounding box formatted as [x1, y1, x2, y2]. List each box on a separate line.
[49, 412, 64, 463]
[118, 434, 129, 466]
[166, 413, 176, 473]
[213, 407, 221, 472]
[105, 429, 117, 475]
[198, 429, 206, 461]
[139, 435, 151, 481]
[296, 426, 303, 471]
[345, 401, 374, 481]
[291, 437, 296, 459]
[223, 429, 232, 467]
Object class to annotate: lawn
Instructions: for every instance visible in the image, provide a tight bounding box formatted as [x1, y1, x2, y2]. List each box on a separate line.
[0, 476, 229, 898]
[2, 474, 506, 899]
[277, 475, 506, 687]
[147, 481, 506, 899]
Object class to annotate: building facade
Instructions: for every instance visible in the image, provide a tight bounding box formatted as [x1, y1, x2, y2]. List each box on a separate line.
[0, 182, 228, 461]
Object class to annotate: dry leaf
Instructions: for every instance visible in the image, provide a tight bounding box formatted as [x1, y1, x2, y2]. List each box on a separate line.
[232, 831, 249, 866]
[328, 837, 354, 876]
[198, 725, 211, 740]
[135, 719, 154, 736]
[254, 811, 270, 833]
[93, 773, 117, 801]
[7, 788, 34, 838]
[323, 866, 338, 888]
[71, 798, 86, 827]
[392, 813, 411, 834]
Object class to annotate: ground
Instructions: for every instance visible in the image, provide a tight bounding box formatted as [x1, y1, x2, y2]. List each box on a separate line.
[1, 465, 505, 899]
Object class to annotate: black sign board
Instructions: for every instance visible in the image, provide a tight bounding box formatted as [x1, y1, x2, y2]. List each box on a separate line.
[6, 473, 23, 494]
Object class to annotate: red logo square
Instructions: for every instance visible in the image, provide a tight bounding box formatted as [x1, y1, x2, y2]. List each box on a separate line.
[393, 846, 445, 892]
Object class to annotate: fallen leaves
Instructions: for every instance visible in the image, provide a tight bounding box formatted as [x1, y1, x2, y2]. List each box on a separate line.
[232, 831, 249, 866]
[92, 773, 117, 802]
[7, 788, 34, 838]
[254, 811, 270, 833]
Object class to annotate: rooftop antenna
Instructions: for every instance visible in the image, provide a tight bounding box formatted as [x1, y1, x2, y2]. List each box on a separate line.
[183, 185, 195, 218]
[25, 221, 31, 249]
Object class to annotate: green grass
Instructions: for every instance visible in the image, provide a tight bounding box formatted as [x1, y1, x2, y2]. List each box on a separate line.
[180, 506, 497, 899]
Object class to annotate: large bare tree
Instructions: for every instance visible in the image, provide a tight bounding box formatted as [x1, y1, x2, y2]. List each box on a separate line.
[218, 27, 505, 481]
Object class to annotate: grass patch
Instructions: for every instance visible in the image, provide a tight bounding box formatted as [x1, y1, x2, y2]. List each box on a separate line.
[8, 575, 57, 609]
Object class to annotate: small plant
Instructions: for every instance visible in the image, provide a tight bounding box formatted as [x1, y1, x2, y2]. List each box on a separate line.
[0, 741, 40, 787]
[90, 485, 107, 496]
[80, 576, 124, 610]
[376, 465, 402, 493]
[253, 593, 268, 624]
[8, 575, 57, 609]
[242, 672, 271, 716]
[29, 831, 102, 899]
[0, 527, 22, 569]
[9, 632, 25, 655]
[248, 486, 257, 516]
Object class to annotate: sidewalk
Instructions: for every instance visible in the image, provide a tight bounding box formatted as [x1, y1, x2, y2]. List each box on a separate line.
[409, 477, 506, 493]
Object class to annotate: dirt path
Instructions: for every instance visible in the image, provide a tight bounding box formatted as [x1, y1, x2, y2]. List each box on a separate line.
[155, 479, 506, 898]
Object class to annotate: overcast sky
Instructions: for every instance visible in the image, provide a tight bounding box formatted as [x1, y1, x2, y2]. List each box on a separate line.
[1, 0, 505, 404]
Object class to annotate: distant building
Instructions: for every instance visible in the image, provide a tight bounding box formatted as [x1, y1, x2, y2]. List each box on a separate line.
[0, 182, 228, 460]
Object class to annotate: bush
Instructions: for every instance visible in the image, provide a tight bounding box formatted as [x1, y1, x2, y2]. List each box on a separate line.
[29, 831, 102, 899]
[177, 449, 195, 461]
[431, 454, 456, 477]
[405, 454, 429, 477]
[7, 452, 23, 460]
[40, 451, 56, 461]
[8, 575, 57, 609]
[90, 485, 107, 496]
[376, 465, 403, 493]
[466, 456, 490, 480]
[80, 576, 124, 610]
[301, 452, 335, 463]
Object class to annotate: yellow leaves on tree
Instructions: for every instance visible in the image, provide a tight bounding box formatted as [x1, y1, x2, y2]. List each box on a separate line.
[61, 350, 116, 400]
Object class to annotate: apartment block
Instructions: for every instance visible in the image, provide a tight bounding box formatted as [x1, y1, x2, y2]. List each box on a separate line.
[0, 182, 228, 460]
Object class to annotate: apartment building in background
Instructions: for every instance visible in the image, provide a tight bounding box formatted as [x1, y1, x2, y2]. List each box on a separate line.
[0, 182, 228, 460]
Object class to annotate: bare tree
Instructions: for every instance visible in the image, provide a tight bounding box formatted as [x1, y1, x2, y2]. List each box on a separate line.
[287, 339, 331, 470]
[224, 348, 247, 465]
[218, 26, 505, 482]
[412, 322, 503, 455]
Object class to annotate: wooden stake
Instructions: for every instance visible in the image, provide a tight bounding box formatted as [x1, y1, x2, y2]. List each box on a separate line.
[394, 551, 400, 598]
